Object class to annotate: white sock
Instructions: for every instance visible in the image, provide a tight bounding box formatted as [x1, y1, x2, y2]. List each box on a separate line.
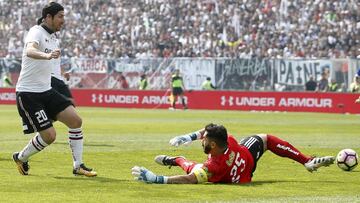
[18, 132, 48, 162]
[68, 128, 83, 169]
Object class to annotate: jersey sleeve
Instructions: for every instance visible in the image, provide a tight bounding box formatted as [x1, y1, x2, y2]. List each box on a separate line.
[227, 135, 239, 146]
[203, 158, 224, 182]
[192, 167, 208, 183]
[25, 27, 42, 45]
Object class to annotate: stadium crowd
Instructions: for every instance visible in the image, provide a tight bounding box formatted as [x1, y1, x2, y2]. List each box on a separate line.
[0, 0, 359, 59]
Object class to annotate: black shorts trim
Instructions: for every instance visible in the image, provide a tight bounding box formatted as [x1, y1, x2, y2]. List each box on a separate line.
[239, 135, 265, 174]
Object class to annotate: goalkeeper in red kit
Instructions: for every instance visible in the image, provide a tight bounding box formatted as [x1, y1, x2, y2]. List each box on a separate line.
[132, 123, 335, 184]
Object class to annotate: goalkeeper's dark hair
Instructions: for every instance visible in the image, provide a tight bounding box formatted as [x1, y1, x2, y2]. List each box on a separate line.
[37, 2, 64, 25]
[205, 123, 228, 149]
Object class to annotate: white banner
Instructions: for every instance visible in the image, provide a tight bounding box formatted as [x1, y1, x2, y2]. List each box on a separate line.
[114, 61, 144, 73]
[277, 59, 331, 85]
[174, 59, 215, 90]
[71, 58, 108, 73]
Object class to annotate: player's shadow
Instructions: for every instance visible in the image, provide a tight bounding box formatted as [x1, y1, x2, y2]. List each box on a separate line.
[53, 176, 129, 183]
[341, 171, 360, 173]
[211, 180, 344, 187]
[0, 157, 12, 162]
[0, 157, 42, 162]
[242, 180, 344, 186]
[53, 142, 115, 147]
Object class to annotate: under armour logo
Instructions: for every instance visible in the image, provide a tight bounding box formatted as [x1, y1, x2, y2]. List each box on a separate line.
[221, 96, 234, 106]
[91, 94, 103, 103]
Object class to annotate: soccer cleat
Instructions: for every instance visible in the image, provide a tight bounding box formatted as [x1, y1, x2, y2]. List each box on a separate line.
[73, 163, 97, 177]
[12, 152, 30, 175]
[304, 156, 335, 172]
[154, 155, 183, 168]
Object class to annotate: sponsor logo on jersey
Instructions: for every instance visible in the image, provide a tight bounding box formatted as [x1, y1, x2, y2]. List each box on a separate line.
[226, 151, 235, 166]
[44, 48, 52, 53]
[276, 144, 299, 155]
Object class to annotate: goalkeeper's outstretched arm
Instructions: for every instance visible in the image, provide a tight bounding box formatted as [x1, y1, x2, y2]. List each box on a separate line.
[169, 128, 205, 147]
[167, 174, 198, 184]
[131, 166, 203, 184]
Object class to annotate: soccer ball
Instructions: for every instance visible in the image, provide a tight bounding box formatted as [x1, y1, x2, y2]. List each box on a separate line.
[336, 149, 358, 171]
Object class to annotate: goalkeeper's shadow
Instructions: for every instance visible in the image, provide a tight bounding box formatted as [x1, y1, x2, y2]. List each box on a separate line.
[54, 176, 130, 183]
[209, 180, 345, 187]
[238, 179, 344, 186]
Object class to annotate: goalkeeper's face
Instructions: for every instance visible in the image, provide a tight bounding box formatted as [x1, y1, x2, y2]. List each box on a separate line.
[202, 134, 212, 154]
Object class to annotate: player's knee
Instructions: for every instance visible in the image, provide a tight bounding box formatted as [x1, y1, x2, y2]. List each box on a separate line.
[70, 116, 82, 128]
[40, 130, 57, 144]
[48, 133, 56, 143]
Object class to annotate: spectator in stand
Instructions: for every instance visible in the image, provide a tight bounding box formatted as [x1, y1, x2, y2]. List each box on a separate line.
[305, 75, 317, 91]
[1, 0, 360, 59]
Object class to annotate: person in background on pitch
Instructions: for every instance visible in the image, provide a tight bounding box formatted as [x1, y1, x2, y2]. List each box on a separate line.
[169, 69, 187, 110]
[350, 72, 360, 93]
[139, 74, 148, 90]
[201, 77, 215, 90]
[317, 72, 329, 92]
[52, 61, 73, 102]
[353, 69, 360, 103]
[328, 78, 338, 92]
[132, 123, 334, 184]
[120, 74, 129, 89]
[2, 72, 14, 87]
[304, 75, 317, 91]
[13, 2, 96, 177]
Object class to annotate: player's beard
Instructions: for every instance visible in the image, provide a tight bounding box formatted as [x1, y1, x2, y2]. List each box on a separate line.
[56, 23, 63, 31]
[203, 143, 211, 154]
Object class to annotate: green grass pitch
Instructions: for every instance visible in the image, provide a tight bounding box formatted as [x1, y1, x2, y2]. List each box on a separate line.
[0, 105, 359, 202]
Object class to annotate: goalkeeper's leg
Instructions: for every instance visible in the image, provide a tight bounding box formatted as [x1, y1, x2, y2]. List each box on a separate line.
[175, 157, 198, 174]
[155, 155, 198, 174]
[262, 134, 334, 172]
[265, 134, 311, 164]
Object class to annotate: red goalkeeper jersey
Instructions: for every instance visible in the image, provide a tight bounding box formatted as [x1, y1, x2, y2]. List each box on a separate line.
[203, 135, 255, 183]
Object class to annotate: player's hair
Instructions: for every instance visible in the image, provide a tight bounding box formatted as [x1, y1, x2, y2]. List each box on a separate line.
[205, 123, 228, 149]
[37, 2, 64, 25]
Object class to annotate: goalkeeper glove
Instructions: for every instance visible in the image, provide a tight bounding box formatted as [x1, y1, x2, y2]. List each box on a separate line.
[131, 166, 168, 184]
[169, 131, 201, 147]
[169, 135, 192, 147]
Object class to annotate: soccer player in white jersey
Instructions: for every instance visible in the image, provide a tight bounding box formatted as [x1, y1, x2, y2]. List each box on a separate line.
[51, 51, 73, 101]
[13, 2, 96, 177]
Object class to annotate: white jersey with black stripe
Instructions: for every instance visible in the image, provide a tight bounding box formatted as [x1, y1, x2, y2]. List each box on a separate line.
[51, 33, 63, 81]
[16, 25, 61, 92]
